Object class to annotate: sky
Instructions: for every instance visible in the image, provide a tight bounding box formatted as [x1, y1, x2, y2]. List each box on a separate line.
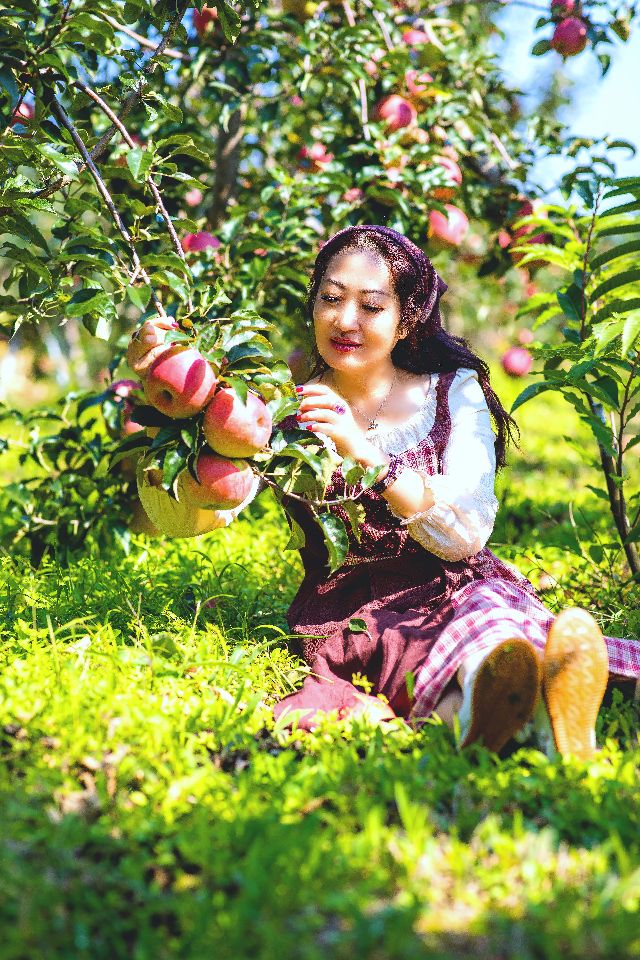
[494, 4, 640, 194]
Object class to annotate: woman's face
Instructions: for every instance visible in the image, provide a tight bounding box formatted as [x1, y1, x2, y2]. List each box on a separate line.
[312, 248, 405, 374]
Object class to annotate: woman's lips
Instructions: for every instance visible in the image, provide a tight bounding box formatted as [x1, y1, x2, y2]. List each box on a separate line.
[330, 338, 361, 353]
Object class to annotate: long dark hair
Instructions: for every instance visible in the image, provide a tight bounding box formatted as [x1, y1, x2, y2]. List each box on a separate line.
[304, 227, 519, 470]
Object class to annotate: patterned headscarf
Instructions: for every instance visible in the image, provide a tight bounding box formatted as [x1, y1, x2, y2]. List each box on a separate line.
[318, 224, 448, 337]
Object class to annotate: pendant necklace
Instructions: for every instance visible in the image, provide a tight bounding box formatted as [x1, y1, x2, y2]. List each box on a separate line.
[330, 371, 398, 433]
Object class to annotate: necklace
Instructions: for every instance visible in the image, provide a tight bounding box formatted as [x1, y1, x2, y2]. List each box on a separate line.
[327, 370, 398, 432]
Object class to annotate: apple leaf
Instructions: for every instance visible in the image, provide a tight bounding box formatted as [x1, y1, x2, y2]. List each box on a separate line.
[284, 514, 306, 552]
[316, 511, 349, 574]
[348, 618, 369, 634]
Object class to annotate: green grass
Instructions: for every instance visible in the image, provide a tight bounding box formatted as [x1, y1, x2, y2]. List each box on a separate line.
[1, 367, 639, 960]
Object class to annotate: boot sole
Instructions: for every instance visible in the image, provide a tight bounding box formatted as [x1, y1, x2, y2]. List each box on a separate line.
[542, 608, 608, 760]
[461, 639, 541, 752]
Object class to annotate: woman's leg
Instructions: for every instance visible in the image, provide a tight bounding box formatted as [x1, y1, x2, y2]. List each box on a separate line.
[412, 578, 622, 756]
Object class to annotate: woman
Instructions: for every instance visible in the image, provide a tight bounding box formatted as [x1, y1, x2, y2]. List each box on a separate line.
[266, 224, 640, 758]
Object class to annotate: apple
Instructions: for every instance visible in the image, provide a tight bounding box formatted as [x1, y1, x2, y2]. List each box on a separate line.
[105, 379, 144, 438]
[10, 102, 34, 126]
[551, 17, 588, 56]
[181, 452, 255, 509]
[518, 329, 535, 345]
[432, 155, 462, 201]
[402, 28, 432, 46]
[203, 387, 273, 458]
[144, 346, 217, 419]
[127, 318, 179, 378]
[185, 187, 203, 207]
[551, 0, 578, 19]
[298, 142, 334, 173]
[193, 5, 218, 35]
[501, 347, 533, 377]
[404, 69, 433, 100]
[342, 187, 364, 203]
[373, 95, 417, 132]
[428, 205, 469, 247]
[181, 231, 220, 253]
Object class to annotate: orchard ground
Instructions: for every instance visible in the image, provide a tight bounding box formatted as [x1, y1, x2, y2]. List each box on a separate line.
[1, 367, 639, 960]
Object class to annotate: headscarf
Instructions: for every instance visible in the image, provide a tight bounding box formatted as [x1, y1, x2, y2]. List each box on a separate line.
[317, 224, 448, 338]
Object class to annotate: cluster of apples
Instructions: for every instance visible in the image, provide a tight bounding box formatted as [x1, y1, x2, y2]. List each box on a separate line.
[549, 0, 589, 56]
[126, 318, 273, 516]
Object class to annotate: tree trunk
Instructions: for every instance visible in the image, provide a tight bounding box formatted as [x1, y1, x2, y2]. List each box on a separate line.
[209, 102, 247, 230]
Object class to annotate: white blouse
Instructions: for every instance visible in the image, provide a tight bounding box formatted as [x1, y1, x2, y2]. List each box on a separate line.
[372, 367, 499, 562]
[217, 367, 499, 563]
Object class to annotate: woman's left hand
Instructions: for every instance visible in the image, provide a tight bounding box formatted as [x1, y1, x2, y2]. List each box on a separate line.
[296, 383, 376, 464]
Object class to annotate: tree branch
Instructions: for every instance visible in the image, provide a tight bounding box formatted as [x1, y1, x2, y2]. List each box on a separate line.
[50, 95, 167, 319]
[99, 13, 191, 62]
[73, 79, 192, 311]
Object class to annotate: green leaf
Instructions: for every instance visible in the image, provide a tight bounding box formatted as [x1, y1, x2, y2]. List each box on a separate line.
[36, 143, 78, 177]
[590, 238, 640, 272]
[66, 288, 108, 317]
[348, 618, 369, 634]
[510, 381, 552, 413]
[589, 268, 640, 303]
[316, 511, 349, 573]
[162, 448, 187, 493]
[341, 499, 365, 544]
[126, 147, 154, 182]
[284, 515, 306, 552]
[126, 285, 151, 310]
[622, 310, 640, 356]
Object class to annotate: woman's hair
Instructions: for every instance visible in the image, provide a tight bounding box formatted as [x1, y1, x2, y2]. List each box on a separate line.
[304, 228, 519, 470]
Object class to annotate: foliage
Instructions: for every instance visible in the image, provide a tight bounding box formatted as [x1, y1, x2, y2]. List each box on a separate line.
[1, 0, 633, 349]
[511, 167, 640, 578]
[0, 392, 140, 565]
[0, 454, 639, 959]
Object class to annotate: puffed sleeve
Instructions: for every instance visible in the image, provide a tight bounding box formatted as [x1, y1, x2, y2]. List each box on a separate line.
[389, 368, 499, 561]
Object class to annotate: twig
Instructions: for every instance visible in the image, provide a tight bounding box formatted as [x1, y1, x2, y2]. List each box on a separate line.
[73, 79, 193, 311]
[99, 13, 191, 61]
[50, 95, 166, 318]
[258, 470, 372, 508]
[341, 0, 370, 137]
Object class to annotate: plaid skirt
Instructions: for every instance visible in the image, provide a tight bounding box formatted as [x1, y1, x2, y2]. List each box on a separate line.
[274, 563, 640, 729]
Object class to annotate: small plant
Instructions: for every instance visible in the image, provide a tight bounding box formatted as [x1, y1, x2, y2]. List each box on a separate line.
[512, 164, 640, 580]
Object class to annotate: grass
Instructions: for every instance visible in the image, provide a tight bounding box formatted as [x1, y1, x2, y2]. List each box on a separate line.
[1, 367, 639, 959]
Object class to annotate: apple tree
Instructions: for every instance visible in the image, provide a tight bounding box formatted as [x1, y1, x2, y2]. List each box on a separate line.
[0, 0, 636, 569]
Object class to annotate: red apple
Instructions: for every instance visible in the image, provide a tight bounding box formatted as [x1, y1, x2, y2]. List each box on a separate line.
[105, 379, 144, 438]
[342, 187, 364, 203]
[127, 318, 179, 378]
[203, 387, 273, 458]
[510, 201, 549, 267]
[185, 188, 203, 207]
[181, 452, 255, 509]
[551, 17, 588, 56]
[501, 347, 533, 377]
[144, 346, 217, 419]
[373, 95, 417, 132]
[181, 231, 220, 253]
[428, 205, 469, 247]
[432, 155, 463, 201]
[10, 102, 34, 126]
[289, 94, 304, 107]
[402, 28, 432, 46]
[518, 329, 535, 345]
[405, 69, 434, 99]
[193, 5, 218, 35]
[551, 0, 578, 19]
[298, 142, 334, 173]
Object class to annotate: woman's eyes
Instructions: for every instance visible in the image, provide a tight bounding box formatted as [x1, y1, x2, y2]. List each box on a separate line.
[320, 295, 381, 313]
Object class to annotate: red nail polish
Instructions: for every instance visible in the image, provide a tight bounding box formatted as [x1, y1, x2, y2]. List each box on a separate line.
[295, 385, 304, 393]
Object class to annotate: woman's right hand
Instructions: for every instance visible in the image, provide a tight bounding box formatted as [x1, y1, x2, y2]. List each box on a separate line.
[127, 317, 178, 377]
